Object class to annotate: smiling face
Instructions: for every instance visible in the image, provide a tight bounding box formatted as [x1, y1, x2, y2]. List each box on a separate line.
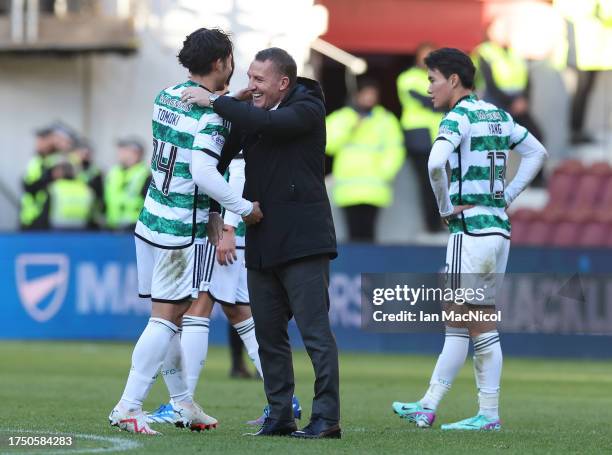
[427, 68, 454, 110]
[247, 59, 290, 110]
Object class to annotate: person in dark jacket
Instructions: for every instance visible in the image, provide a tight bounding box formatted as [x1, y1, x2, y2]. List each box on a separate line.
[181, 47, 340, 439]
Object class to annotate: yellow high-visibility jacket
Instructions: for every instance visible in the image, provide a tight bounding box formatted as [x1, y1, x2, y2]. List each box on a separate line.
[397, 66, 443, 145]
[326, 106, 405, 208]
[554, 0, 612, 70]
[104, 162, 150, 229]
[473, 41, 528, 94]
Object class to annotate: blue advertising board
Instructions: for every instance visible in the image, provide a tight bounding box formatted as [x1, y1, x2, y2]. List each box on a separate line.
[2, 233, 611, 358]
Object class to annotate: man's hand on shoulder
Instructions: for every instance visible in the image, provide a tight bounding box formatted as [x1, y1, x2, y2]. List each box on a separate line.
[243, 201, 263, 225]
[182, 87, 212, 107]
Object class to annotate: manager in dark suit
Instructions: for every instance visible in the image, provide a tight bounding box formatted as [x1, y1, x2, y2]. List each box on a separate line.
[182, 47, 340, 439]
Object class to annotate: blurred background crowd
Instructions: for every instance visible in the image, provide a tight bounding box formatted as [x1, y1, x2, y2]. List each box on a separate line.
[1, 0, 611, 247]
[19, 123, 149, 231]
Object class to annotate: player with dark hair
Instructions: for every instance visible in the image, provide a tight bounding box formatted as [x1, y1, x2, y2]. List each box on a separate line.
[108, 27, 262, 435]
[392, 48, 547, 431]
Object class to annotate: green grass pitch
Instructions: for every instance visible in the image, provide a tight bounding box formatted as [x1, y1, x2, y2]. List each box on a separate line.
[1, 341, 611, 454]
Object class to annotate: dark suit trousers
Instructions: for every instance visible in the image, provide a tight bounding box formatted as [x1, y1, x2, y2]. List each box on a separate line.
[247, 255, 340, 424]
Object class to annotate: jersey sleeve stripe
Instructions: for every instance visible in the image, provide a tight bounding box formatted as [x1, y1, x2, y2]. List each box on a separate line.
[439, 119, 460, 134]
[199, 124, 230, 136]
[511, 130, 529, 148]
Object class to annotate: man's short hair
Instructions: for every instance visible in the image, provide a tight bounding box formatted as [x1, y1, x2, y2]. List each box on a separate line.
[255, 47, 297, 87]
[424, 47, 475, 89]
[356, 76, 380, 93]
[178, 28, 233, 76]
[117, 137, 144, 155]
[35, 126, 54, 137]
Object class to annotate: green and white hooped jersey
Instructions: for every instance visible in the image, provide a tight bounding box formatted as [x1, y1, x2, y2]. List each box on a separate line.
[436, 94, 528, 238]
[135, 80, 230, 248]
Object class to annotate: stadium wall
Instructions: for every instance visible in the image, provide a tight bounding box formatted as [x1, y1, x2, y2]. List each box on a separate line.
[0, 0, 323, 230]
[2, 233, 611, 359]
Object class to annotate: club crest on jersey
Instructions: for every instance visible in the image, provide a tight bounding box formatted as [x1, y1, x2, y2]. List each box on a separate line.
[211, 131, 225, 147]
[15, 254, 69, 322]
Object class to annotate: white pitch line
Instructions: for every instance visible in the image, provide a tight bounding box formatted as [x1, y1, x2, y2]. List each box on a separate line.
[0, 429, 142, 455]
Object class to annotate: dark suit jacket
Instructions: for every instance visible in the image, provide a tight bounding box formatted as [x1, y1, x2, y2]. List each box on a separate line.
[213, 77, 337, 270]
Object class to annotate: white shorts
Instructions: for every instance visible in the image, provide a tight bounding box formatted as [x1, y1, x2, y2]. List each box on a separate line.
[445, 232, 510, 306]
[193, 239, 249, 305]
[136, 237, 195, 302]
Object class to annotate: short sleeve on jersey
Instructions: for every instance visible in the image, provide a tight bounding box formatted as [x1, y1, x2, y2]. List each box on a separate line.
[193, 116, 229, 160]
[436, 110, 468, 148]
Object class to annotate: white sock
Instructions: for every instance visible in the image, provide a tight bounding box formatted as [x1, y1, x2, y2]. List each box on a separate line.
[472, 330, 502, 421]
[161, 329, 192, 404]
[181, 315, 210, 396]
[420, 327, 470, 411]
[120, 317, 178, 411]
[233, 317, 263, 379]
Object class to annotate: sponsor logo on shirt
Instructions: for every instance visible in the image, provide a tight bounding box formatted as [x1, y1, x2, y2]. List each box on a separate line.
[211, 131, 225, 147]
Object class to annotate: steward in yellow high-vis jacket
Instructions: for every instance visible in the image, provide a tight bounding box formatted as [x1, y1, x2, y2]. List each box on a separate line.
[70, 139, 105, 229]
[326, 79, 404, 242]
[554, 0, 612, 142]
[472, 38, 543, 145]
[39, 161, 94, 230]
[20, 126, 63, 230]
[104, 138, 151, 230]
[397, 42, 445, 232]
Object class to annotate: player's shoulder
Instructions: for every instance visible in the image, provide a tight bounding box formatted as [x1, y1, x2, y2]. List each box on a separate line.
[439, 97, 473, 131]
[446, 93, 478, 117]
[198, 111, 230, 140]
[154, 81, 216, 121]
[451, 96, 512, 124]
[475, 98, 510, 117]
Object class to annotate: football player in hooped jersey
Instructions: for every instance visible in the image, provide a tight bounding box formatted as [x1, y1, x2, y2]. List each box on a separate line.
[392, 48, 546, 431]
[108, 28, 263, 435]
[147, 155, 302, 427]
